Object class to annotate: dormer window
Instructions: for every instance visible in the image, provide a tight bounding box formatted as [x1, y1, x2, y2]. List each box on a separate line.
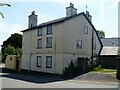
[47, 25, 52, 34]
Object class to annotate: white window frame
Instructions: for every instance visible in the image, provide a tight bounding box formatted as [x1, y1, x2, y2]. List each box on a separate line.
[84, 26, 88, 34]
[37, 39, 42, 49]
[47, 25, 52, 34]
[37, 56, 42, 67]
[46, 37, 52, 48]
[76, 40, 82, 49]
[46, 56, 52, 68]
[93, 42, 96, 50]
[38, 28, 42, 36]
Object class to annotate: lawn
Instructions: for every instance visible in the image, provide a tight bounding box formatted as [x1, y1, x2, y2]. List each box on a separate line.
[91, 66, 117, 74]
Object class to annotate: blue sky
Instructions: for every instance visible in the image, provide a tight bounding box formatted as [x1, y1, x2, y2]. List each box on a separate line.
[0, 0, 119, 46]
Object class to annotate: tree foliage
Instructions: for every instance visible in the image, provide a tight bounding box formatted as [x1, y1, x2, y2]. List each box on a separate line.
[0, 3, 11, 18]
[2, 33, 22, 50]
[4, 44, 16, 55]
[97, 30, 105, 38]
[2, 33, 22, 63]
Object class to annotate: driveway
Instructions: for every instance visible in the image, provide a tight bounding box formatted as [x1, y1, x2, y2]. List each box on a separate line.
[74, 72, 119, 84]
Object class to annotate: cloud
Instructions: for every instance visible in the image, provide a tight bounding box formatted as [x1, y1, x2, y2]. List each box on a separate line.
[0, 22, 24, 45]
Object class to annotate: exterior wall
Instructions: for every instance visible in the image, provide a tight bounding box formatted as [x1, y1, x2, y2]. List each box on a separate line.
[5, 55, 16, 69]
[62, 15, 101, 69]
[21, 22, 64, 74]
[21, 14, 102, 74]
[63, 15, 93, 57]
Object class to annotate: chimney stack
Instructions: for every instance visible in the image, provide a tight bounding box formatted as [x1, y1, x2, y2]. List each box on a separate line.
[86, 11, 92, 22]
[66, 3, 77, 17]
[28, 11, 38, 28]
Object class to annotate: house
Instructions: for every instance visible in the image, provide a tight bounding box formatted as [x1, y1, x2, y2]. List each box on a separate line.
[21, 3, 102, 74]
[100, 38, 120, 69]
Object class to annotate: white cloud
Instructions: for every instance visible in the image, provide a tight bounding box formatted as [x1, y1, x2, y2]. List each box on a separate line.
[0, 22, 24, 45]
[0, 22, 23, 34]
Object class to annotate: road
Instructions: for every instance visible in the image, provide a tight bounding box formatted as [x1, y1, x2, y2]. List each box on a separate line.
[0, 66, 120, 89]
[1, 76, 119, 88]
[1, 73, 119, 89]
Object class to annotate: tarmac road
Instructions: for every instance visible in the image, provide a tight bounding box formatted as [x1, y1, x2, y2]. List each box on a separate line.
[1, 72, 119, 89]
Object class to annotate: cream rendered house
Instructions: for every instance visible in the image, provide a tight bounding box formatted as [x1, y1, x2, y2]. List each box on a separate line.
[21, 3, 102, 74]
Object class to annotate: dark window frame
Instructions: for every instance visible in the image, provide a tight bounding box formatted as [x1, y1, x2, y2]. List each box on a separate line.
[37, 56, 42, 67]
[47, 25, 52, 35]
[46, 37, 52, 48]
[37, 39, 42, 49]
[38, 27, 42, 36]
[46, 56, 52, 68]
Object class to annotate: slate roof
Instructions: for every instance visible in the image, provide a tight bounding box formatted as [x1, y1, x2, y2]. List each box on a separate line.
[100, 38, 120, 55]
[101, 46, 119, 55]
[101, 38, 120, 46]
[22, 12, 84, 32]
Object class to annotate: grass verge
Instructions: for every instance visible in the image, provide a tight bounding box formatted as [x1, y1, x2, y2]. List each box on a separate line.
[91, 66, 116, 74]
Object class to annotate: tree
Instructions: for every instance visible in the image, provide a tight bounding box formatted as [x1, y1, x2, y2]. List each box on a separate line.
[97, 30, 105, 38]
[0, 3, 11, 18]
[4, 44, 16, 55]
[1, 33, 22, 63]
[2, 33, 22, 50]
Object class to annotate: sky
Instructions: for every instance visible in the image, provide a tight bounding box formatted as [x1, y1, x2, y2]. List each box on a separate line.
[0, 0, 119, 47]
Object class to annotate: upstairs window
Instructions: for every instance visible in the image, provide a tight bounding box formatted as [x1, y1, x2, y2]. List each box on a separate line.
[37, 56, 42, 67]
[37, 39, 42, 49]
[84, 26, 88, 34]
[46, 37, 52, 48]
[47, 25, 52, 34]
[38, 28, 42, 36]
[76, 40, 82, 49]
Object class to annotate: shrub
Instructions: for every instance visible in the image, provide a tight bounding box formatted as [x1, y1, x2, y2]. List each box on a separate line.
[63, 60, 82, 77]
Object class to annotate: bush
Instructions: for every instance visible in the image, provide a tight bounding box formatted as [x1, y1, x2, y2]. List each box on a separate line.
[63, 60, 82, 77]
[93, 65, 102, 71]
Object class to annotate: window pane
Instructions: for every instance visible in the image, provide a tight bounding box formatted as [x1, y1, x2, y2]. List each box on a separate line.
[37, 56, 42, 67]
[84, 26, 88, 34]
[46, 37, 52, 48]
[76, 40, 82, 49]
[37, 39, 42, 48]
[93, 42, 96, 50]
[47, 25, 52, 34]
[46, 56, 52, 68]
[38, 28, 42, 36]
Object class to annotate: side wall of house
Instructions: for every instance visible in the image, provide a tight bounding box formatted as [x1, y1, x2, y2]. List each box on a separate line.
[62, 14, 102, 69]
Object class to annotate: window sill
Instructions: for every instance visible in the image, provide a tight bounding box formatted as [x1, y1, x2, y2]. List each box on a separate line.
[46, 67, 52, 68]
